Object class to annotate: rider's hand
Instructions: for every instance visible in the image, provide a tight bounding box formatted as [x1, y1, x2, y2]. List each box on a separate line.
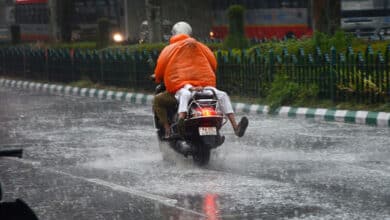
[149, 74, 156, 81]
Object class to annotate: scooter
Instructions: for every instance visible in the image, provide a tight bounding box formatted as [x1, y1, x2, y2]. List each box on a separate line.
[154, 84, 226, 166]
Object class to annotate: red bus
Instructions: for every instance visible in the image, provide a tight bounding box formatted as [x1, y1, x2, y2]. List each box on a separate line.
[211, 0, 312, 39]
[15, 0, 50, 41]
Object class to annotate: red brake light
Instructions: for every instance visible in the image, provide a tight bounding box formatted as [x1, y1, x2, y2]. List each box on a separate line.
[196, 107, 217, 117]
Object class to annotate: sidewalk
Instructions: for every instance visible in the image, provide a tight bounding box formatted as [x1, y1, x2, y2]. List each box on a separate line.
[1, 78, 389, 127]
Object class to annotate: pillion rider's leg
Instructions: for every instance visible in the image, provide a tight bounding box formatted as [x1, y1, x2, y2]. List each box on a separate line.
[175, 88, 192, 137]
[206, 87, 234, 114]
[153, 91, 177, 130]
[175, 88, 192, 119]
[212, 88, 238, 127]
[207, 87, 248, 137]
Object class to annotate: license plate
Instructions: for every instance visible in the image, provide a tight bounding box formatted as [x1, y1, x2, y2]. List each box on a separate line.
[198, 127, 217, 136]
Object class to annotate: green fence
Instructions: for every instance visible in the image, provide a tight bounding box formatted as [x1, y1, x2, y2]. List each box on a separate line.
[215, 45, 390, 103]
[1, 45, 389, 103]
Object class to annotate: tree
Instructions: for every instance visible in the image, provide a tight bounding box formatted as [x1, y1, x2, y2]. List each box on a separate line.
[223, 5, 249, 49]
[311, 0, 341, 35]
[145, 0, 162, 43]
[57, 0, 74, 42]
[97, 17, 110, 48]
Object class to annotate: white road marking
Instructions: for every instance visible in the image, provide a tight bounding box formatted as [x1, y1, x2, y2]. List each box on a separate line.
[5, 157, 206, 218]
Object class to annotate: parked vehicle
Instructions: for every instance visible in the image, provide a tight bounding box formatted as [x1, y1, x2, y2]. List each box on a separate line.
[341, 0, 390, 39]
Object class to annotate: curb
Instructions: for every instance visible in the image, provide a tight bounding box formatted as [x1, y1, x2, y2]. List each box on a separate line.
[275, 106, 390, 127]
[0, 78, 154, 105]
[1, 78, 389, 127]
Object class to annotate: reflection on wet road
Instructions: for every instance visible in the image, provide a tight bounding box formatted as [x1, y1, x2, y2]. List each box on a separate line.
[1, 87, 390, 219]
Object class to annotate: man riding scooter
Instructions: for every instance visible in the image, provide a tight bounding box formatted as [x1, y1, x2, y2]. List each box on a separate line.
[152, 21, 248, 140]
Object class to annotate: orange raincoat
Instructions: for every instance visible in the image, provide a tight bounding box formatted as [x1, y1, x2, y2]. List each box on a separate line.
[154, 34, 217, 94]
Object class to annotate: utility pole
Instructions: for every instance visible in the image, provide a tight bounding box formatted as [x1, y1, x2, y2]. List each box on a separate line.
[311, 0, 341, 35]
[123, 0, 129, 40]
[145, 0, 162, 43]
[308, 0, 314, 30]
[48, 0, 59, 41]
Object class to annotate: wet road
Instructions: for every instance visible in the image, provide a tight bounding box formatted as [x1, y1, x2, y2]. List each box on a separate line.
[1, 86, 390, 220]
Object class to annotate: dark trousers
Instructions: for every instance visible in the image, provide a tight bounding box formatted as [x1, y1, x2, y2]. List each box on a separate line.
[153, 91, 177, 125]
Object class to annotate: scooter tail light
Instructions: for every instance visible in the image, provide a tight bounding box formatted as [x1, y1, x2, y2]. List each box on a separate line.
[192, 108, 203, 117]
[195, 107, 217, 117]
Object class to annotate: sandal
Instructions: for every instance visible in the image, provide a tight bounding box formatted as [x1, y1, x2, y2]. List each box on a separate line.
[235, 117, 248, 137]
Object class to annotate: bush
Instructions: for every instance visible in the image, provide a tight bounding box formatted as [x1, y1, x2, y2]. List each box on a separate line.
[120, 43, 166, 52]
[337, 69, 386, 100]
[247, 30, 371, 55]
[97, 17, 110, 48]
[247, 37, 316, 56]
[10, 25, 21, 45]
[205, 42, 224, 51]
[313, 30, 353, 52]
[266, 73, 319, 112]
[49, 42, 97, 49]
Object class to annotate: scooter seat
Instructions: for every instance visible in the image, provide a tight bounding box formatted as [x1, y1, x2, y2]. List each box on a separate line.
[192, 92, 215, 100]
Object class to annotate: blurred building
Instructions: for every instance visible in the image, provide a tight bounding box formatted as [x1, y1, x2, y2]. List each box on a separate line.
[1, 0, 213, 43]
[1, 0, 318, 43]
[0, 0, 14, 43]
[124, 0, 213, 43]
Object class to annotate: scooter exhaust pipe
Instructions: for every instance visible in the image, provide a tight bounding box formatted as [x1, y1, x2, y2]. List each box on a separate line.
[175, 140, 192, 156]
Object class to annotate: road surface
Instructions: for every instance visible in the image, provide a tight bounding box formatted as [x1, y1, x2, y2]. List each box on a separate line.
[1, 86, 390, 219]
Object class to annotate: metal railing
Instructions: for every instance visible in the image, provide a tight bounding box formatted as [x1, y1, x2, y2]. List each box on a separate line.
[1, 45, 389, 103]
